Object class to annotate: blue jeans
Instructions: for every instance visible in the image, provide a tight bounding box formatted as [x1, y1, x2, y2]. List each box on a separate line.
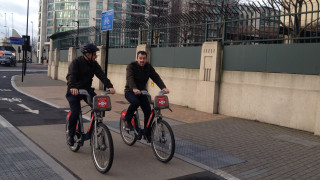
[125, 91, 151, 135]
[66, 88, 96, 136]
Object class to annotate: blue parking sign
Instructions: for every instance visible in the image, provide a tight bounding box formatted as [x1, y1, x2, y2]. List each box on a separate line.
[101, 10, 114, 31]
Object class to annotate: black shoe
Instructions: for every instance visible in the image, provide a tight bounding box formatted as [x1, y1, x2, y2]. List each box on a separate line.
[122, 117, 133, 130]
[67, 135, 74, 146]
[136, 129, 143, 140]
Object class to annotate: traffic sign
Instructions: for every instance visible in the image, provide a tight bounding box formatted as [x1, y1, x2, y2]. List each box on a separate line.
[9, 37, 24, 45]
[101, 10, 114, 31]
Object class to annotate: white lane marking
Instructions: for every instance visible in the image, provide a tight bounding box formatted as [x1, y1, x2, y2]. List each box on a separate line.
[0, 97, 22, 102]
[17, 104, 39, 114]
[0, 89, 12, 91]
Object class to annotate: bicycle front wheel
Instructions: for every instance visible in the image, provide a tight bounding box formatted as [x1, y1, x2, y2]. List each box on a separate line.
[91, 122, 114, 174]
[151, 119, 175, 163]
[119, 118, 137, 146]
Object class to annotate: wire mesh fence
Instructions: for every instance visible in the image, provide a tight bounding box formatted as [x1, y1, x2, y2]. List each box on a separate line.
[50, 0, 320, 50]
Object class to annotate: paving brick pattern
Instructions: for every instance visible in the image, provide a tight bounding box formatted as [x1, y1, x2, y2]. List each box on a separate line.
[172, 117, 320, 179]
[0, 127, 63, 180]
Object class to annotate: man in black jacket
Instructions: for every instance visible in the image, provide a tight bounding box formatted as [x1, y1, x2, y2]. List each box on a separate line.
[66, 44, 115, 146]
[123, 51, 169, 142]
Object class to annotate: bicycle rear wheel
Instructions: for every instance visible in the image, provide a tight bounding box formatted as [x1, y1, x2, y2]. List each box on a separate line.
[91, 122, 114, 174]
[151, 119, 175, 163]
[65, 120, 80, 152]
[119, 118, 137, 146]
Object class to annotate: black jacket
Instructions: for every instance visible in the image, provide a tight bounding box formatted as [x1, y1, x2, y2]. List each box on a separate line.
[125, 61, 166, 92]
[66, 56, 113, 90]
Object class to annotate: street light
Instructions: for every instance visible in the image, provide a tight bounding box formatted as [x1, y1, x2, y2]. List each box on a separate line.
[72, 20, 79, 47]
[31, 21, 33, 62]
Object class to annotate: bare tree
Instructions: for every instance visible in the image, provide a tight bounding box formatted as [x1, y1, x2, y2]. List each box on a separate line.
[255, 0, 320, 43]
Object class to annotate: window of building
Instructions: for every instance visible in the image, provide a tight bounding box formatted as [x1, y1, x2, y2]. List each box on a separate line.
[79, 2, 89, 10]
[97, 2, 103, 9]
[115, 12, 122, 19]
[48, 0, 54, 3]
[109, 3, 122, 11]
[48, 4, 54, 11]
[47, 20, 53, 27]
[47, 28, 52, 35]
[96, 10, 102, 18]
[96, 19, 101, 26]
[79, 19, 89, 26]
[48, 12, 53, 19]
[78, 11, 89, 18]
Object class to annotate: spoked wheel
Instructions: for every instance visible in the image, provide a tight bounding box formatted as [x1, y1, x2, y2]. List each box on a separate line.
[65, 120, 80, 152]
[91, 123, 114, 174]
[151, 119, 175, 163]
[119, 118, 137, 146]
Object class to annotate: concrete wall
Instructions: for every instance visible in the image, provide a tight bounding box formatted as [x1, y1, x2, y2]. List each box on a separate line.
[48, 42, 320, 135]
[219, 71, 320, 135]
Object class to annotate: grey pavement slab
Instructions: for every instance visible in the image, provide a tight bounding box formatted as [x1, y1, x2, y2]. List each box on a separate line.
[0, 115, 76, 180]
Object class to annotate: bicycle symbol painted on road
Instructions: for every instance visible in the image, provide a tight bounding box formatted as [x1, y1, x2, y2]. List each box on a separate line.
[0, 97, 22, 103]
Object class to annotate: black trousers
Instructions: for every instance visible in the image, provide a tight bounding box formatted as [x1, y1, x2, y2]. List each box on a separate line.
[66, 88, 96, 136]
[124, 91, 151, 135]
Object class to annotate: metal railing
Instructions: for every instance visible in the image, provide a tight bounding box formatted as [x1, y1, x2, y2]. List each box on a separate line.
[50, 0, 320, 49]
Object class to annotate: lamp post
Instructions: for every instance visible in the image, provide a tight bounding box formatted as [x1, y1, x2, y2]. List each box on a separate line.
[72, 20, 79, 47]
[31, 21, 33, 62]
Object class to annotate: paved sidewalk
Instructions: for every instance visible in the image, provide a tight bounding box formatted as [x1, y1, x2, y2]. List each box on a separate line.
[10, 73, 320, 179]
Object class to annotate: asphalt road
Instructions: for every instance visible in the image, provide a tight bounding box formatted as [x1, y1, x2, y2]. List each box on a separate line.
[0, 63, 224, 180]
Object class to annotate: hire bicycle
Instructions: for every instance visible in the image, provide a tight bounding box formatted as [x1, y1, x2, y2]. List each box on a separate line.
[66, 89, 114, 173]
[120, 90, 175, 163]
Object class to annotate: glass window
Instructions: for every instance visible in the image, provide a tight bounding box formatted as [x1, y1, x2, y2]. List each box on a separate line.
[48, 12, 53, 19]
[56, 11, 75, 18]
[48, 0, 54, 3]
[96, 10, 102, 18]
[79, 19, 89, 26]
[47, 28, 52, 35]
[115, 12, 122, 19]
[78, 11, 89, 18]
[97, 2, 103, 9]
[48, 4, 54, 11]
[47, 20, 53, 27]
[65, 2, 76, 10]
[96, 19, 101, 26]
[109, 3, 122, 11]
[79, 2, 89, 10]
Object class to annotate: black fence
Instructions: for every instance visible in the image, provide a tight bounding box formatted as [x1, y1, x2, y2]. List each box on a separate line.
[50, 0, 320, 49]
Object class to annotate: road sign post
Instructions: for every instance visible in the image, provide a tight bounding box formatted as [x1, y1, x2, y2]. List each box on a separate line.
[101, 10, 114, 90]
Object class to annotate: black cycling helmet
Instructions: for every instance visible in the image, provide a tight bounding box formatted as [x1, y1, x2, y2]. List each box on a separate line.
[81, 43, 99, 54]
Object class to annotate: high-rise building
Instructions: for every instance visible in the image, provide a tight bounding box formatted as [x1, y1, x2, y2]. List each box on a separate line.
[37, 0, 171, 63]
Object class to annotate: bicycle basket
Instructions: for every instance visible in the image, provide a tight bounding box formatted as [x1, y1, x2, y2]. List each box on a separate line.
[154, 95, 169, 109]
[92, 95, 112, 112]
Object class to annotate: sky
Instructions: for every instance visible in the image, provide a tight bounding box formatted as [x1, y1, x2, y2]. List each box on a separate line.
[0, 0, 39, 40]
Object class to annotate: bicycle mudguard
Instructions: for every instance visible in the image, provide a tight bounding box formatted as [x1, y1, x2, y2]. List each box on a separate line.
[120, 109, 127, 118]
[120, 109, 136, 126]
[66, 111, 71, 120]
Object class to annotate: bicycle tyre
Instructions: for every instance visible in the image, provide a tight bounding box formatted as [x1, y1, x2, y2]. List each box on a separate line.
[119, 117, 137, 146]
[65, 120, 80, 152]
[151, 119, 175, 163]
[91, 122, 114, 174]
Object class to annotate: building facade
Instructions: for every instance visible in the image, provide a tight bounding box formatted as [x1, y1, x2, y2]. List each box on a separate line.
[37, 0, 171, 63]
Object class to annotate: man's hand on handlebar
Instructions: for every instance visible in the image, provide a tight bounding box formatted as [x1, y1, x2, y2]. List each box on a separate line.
[162, 88, 170, 94]
[108, 88, 116, 94]
[133, 88, 141, 95]
[70, 88, 79, 96]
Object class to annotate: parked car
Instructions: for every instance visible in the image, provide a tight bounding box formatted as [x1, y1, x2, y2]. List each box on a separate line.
[0, 51, 17, 67]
